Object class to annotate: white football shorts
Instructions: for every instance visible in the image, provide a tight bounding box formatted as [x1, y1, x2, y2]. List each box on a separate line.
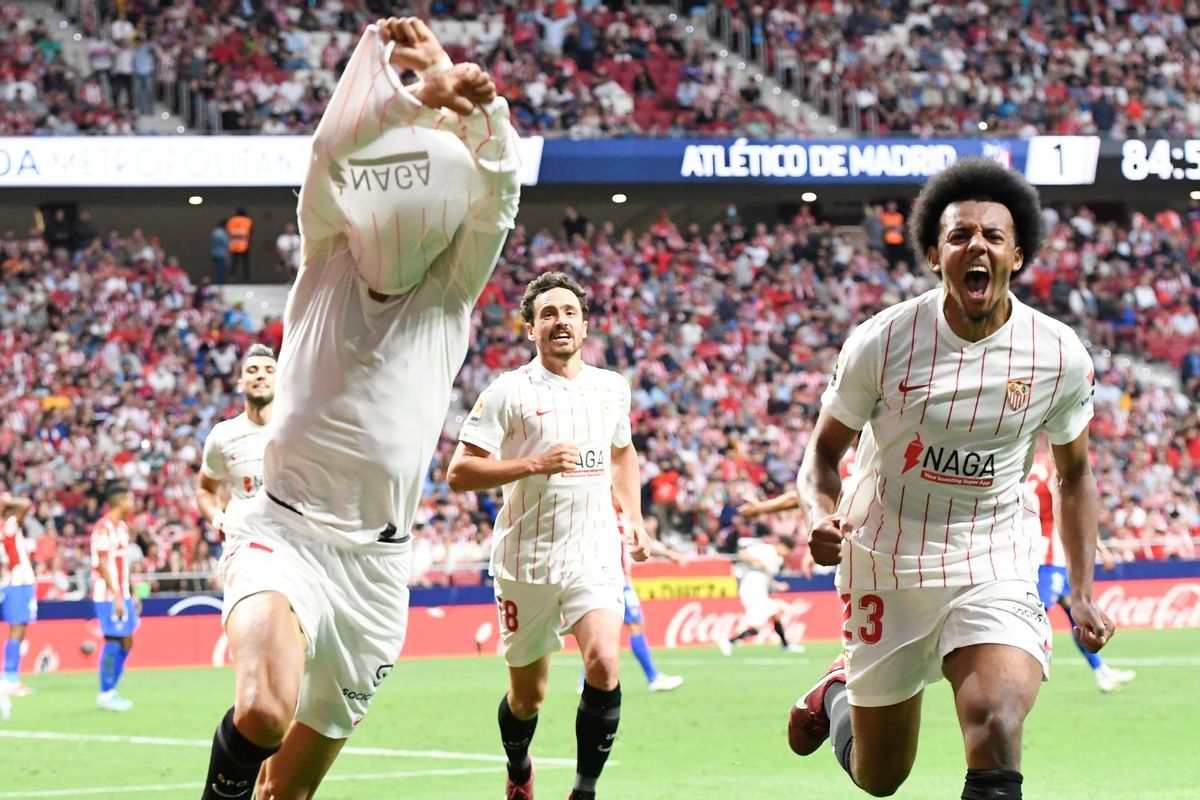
[494, 561, 624, 668]
[841, 579, 1051, 707]
[220, 492, 411, 739]
[738, 570, 781, 628]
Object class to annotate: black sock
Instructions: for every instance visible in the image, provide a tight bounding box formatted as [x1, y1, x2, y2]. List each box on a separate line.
[962, 768, 1023, 799]
[773, 618, 790, 646]
[201, 707, 280, 800]
[731, 627, 759, 643]
[824, 681, 855, 778]
[499, 695, 538, 785]
[572, 682, 621, 796]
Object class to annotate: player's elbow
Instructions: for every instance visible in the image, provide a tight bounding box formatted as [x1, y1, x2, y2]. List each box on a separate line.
[445, 461, 473, 493]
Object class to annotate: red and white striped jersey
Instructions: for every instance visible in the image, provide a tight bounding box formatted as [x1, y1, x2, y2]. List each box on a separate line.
[201, 412, 267, 513]
[460, 360, 632, 583]
[1, 515, 33, 586]
[825, 288, 1094, 590]
[257, 24, 521, 544]
[90, 515, 132, 602]
[1025, 456, 1065, 566]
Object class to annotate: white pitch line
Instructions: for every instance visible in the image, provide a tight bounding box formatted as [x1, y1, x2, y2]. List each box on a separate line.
[652, 654, 1200, 668]
[0, 730, 578, 767]
[0, 765, 572, 799]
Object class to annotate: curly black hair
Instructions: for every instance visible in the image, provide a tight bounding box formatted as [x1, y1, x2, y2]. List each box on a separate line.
[908, 157, 1044, 265]
[520, 271, 589, 324]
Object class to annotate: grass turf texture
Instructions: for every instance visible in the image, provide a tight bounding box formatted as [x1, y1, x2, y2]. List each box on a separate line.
[0, 628, 1196, 799]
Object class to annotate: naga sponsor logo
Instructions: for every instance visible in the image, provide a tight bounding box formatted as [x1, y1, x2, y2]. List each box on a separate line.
[330, 151, 431, 192]
[900, 433, 995, 487]
[664, 597, 812, 648]
[1097, 582, 1200, 629]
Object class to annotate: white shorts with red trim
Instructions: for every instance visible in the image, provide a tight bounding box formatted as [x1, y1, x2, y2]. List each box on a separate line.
[493, 560, 624, 668]
[219, 492, 411, 739]
[841, 579, 1051, 707]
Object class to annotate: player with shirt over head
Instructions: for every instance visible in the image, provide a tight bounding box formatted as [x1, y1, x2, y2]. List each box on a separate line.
[0, 492, 35, 711]
[198, 16, 520, 800]
[196, 344, 276, 539]
[786, 158, 1116, 800]
[90, 483, 139, 713]
[1025, 450, 1134, 693]
[448, 271, 654, 800]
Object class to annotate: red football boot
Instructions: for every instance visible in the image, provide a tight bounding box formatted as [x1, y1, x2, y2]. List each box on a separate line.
[506, 759, 533, 800]
[787, 655, 847, 756]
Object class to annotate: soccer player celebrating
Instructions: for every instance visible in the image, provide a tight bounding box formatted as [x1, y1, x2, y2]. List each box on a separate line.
[1026, 450, 1134, 692]
[718, 535, 805, 655]
[787, 158, 1115, 800]
[448, 272, 654, 800]
[196, 344, 276, 537]
[1, 492, 35, 701]
[90, 483, 138, 712]
[199, 16, 520, 800]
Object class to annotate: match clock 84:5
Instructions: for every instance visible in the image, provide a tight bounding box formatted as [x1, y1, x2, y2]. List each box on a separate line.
[1121, 139, 1200, 180]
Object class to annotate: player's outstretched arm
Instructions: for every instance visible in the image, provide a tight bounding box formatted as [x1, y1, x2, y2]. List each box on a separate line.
[796, 409, 858, 566]
[0, 493, 32, 521]
[447, 441, 580, 493]
[1051, 429, 1116, 652]
[738, 490, 800, 519]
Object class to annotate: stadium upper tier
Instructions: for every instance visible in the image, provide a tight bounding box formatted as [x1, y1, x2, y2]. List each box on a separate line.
[11, 1, 1200, 139]
[3, 199, 1198, 595]
[718, 0, 1200, 138]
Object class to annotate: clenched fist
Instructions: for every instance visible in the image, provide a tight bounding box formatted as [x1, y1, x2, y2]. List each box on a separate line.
[809, 513, 850, 566]
[530, 443, 580, 476]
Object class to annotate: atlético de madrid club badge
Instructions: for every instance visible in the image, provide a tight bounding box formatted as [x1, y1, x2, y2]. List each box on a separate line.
[1006, 379, 1031, 411]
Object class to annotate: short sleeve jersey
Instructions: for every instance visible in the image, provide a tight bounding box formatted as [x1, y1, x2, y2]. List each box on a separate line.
[90, 515, 132, 602]
[459, 360, 632, 583]
[824, 289, 1094, 590]
[1, 515, 33, 586]
[201, 412, 268, 511]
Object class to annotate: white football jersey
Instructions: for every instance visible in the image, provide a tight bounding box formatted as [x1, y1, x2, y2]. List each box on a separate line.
[201, 412, 267, 514]
[739, 540, 784, 579]
[825, 288, 1094, 590]
[460, 359, 632, 583]
[252, 25, 521, 545]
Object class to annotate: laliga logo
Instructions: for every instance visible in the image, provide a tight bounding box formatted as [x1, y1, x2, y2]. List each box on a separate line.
[664, 598, 813, 648]
[1096, 583, 1200, 629]
[167, 596, 229, 666]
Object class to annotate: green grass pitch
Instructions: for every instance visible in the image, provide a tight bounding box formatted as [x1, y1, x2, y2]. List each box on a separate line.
[0, 628, 1197, 799]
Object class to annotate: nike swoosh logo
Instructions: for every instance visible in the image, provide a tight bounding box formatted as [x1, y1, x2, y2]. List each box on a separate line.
[898, 381, 930, 393]
[598, 745, 613, 752]
[535, 409, 551, 416]
[209, 784, 250, 798]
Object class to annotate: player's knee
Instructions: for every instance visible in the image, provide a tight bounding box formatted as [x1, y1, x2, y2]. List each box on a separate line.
[507, 690, 544, 719]
[856, 770, 908, 797]
[965, 706, 1025, 767]
[582, 648, 620, 689]
[234, 691, 296, 745]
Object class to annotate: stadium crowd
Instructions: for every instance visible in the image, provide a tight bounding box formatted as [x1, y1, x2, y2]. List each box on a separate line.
[719, 0, 1200, 138]
[7, 0, 797, 138]
[2, 191, 1198, 597]
[11, 1, 1200, 140]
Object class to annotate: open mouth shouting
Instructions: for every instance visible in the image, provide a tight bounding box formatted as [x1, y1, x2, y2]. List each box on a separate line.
[964, 263, 990, 303]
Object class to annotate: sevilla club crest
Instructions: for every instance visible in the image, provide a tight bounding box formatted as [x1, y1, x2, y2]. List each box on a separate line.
[1006, 379, 1031, 411]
